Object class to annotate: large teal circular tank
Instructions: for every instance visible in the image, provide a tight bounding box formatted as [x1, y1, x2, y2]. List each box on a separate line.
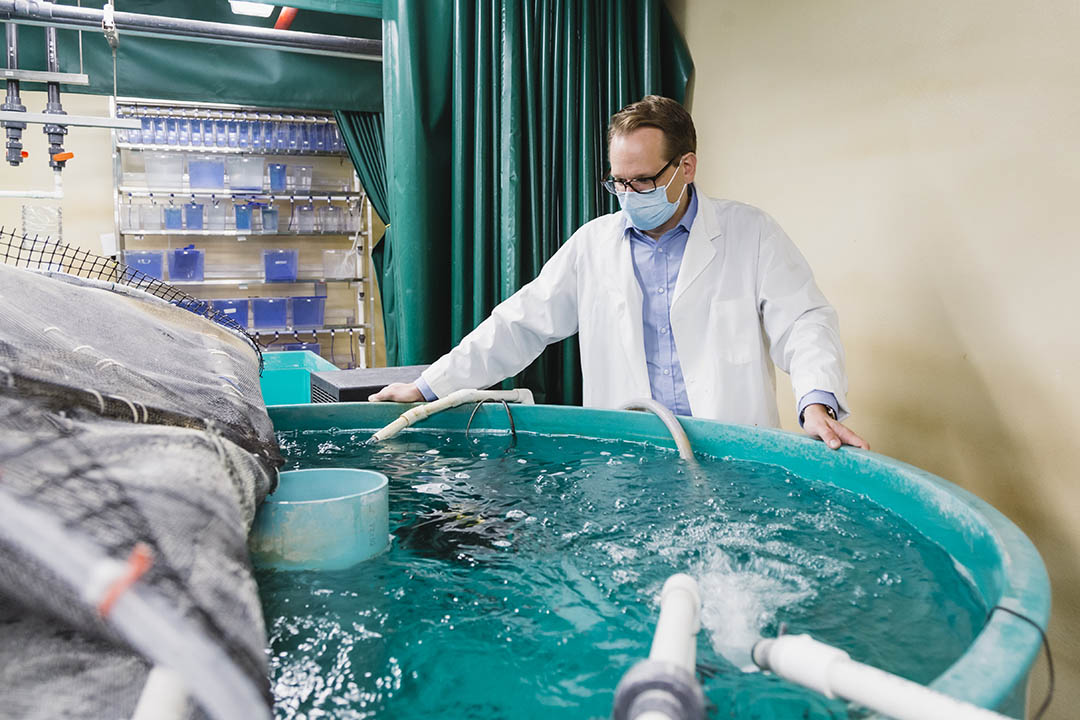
[265, 401, 1050, 717]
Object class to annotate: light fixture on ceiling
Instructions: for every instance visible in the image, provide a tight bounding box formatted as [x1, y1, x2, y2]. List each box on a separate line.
[228, 1, 276, 18]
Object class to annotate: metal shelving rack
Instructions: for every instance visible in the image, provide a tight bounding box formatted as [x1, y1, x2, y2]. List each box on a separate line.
[111, 97, 377, 369]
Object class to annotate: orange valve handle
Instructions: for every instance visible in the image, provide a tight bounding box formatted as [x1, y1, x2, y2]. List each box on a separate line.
[52, 151, 74, 162]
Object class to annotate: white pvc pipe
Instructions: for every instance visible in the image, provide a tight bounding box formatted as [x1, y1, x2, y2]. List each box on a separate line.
[650, 574, 702, 673]
[131, 666, 188, 720]
[0, 170, 63, 199]
[752, 634, 1012, 720]
[369, 387, 535, 442]
[618, 398, 694, 462]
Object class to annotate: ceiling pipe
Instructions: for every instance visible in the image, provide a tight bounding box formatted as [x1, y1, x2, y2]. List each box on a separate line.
[0, 0, 381, 62]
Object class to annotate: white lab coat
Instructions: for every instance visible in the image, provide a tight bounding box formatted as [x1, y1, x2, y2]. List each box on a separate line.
[420, 194, 849, 428]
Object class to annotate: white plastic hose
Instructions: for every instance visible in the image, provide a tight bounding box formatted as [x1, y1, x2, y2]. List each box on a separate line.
[0, 487, 270, 720]
[618, 399, 694, 461]
[752, 634, 1012, 720]
[131, 666, 188, 720]
[651, 574, 702, 672]
[369, 387, 535, 442]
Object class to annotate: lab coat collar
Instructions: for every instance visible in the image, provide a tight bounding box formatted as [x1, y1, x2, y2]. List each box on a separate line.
[672, 191, 721, 306]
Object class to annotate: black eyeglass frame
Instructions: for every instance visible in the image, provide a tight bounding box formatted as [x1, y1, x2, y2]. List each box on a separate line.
[601, 156, 682, 195]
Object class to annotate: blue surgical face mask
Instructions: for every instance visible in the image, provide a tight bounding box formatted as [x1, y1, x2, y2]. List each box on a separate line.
[617, 169, 688, 232]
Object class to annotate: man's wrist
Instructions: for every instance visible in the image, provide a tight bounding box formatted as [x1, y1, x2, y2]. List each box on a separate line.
[797, 390, 839, 427]
[415, 376, 438, 402]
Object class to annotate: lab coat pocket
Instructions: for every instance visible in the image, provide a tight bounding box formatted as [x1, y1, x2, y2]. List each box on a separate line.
[709, 296, 758, 365]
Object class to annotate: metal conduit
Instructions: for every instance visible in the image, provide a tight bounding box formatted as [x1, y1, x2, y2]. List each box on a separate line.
[0, 0, 382, 62]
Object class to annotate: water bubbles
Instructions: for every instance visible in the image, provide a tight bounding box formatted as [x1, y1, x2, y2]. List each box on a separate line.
[412, 482, 451, 494]
[505, 509, 528, 520]
[317, 441, 342, 454]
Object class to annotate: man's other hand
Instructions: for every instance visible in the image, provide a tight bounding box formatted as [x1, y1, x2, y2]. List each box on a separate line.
[368, 382, 424, 403]
[802, 404, 870, 451]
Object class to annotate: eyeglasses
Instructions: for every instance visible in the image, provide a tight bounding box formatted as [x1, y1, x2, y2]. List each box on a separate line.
[601, 157, 679, 195]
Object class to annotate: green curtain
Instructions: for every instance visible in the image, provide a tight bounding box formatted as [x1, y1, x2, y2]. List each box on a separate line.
[10, 0, 381, 111]
[333, 110, 398, 359]
[382, 0, 692, 404]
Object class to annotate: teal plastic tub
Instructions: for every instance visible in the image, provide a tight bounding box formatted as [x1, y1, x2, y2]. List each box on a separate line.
[250, 468, 389, 571]
[265, 401, 1050, 717]
[260, 350, 336, 405]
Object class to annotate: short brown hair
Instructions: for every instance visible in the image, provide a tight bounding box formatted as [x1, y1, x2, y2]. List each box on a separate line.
[608, 95, 697, 160]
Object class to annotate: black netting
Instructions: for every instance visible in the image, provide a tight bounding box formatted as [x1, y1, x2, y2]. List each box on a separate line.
[0, 248, 282, 719]
[0, 227, 260, 361]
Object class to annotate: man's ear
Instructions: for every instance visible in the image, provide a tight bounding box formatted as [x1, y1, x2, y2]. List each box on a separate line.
[682, 152, 698, 183]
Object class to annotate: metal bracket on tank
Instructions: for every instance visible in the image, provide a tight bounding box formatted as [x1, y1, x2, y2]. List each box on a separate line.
[465, 399, 517, 449]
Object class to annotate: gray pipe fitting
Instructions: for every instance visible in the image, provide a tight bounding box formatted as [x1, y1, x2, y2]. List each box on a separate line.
[612, 659, 706, 720]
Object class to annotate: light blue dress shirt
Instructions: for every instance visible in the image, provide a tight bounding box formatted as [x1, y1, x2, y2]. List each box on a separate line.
[625, 185, 698, 416]
[417, 183, 839, 425]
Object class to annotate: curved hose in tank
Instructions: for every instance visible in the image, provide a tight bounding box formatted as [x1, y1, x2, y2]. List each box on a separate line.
[618, 398, 694, 462]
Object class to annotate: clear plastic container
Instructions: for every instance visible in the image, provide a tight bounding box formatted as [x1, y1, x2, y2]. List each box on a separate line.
[144, 152, 184, 188]
[188, 118, 201, 147]
[264, 248, 299, 282]
[290, 296, 326, 328]
[139, 117, 152, 144]
[318, 205, 343, 233]
[215, 119, 228, 147]
[322, 249, 356, 279]
[234, 203, 254, 231]
[291, 204, 317, 233]
[178, 119, 190, 146]
[227, 156, 266, 191]
[206, 202, 227, 230]
[203, 119, 216, 146]
[291, 165, 313, 191]
[188, 156, 225, 190]
[261, 207, 279, 233]
[168, 245, 205, 282]
[154, 117, 167, 144]
[211, 298, 250, 329]
[268, 163, 288, 192]
[184, 202, 204, 230]
[139, 204, 162, 231]
[123, 250, 165, 280]
[163, 206, 183, 230]
[252, 297, 288, 329]
[165, 118, 178, 145]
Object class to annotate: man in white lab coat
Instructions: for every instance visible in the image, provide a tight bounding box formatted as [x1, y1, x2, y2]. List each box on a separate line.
[371, 96, 868, 450]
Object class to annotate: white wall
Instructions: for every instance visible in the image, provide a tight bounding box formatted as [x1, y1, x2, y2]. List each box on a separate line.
[666, 1, 1080, 716]
[0, 92, 115, 253]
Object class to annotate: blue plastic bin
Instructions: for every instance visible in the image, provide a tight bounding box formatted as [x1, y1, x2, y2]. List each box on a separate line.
[268, 163, 287, 192]
[163, 206, 183, 230]
[211, 298, 250, 329]
[290, 296, 326, 328]
[252, 297, 288, 329]
[123, 250, 164, 280]
[262, 207, 279, 233]
[168, 245, 205, 282]
[188, 158, 225, 189]
[264, 249, 299, 282]
[235, 203, 253, 231]
[184, 203, 204, 230]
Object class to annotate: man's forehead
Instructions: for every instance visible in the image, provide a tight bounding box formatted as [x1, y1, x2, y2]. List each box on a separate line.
[609, 127, 667, 175]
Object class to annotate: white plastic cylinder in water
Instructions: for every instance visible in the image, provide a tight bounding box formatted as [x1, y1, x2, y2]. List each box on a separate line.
[249, 468, 389, 571]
